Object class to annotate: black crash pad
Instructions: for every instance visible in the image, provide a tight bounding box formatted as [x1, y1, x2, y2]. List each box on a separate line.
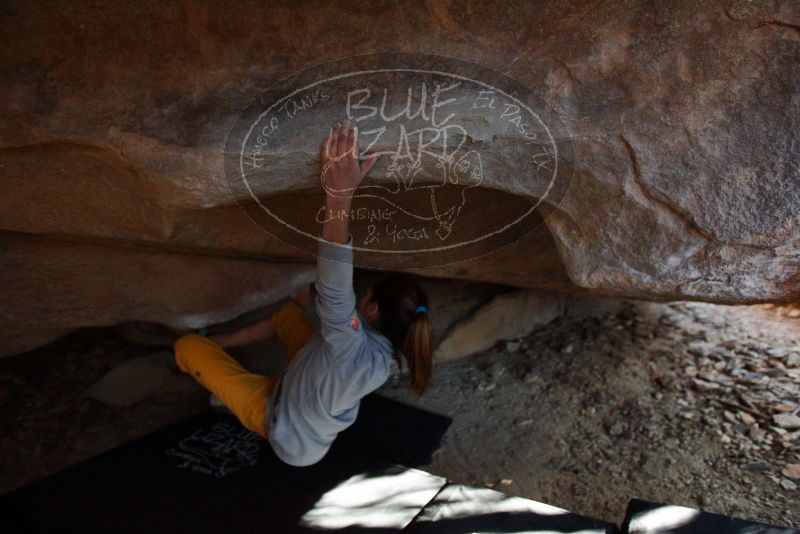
[406, 483, 618, 533]
[1, 393, 452, 533]
[621, 498, 799, 534]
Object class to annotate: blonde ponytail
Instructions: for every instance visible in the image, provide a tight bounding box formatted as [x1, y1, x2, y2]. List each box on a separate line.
[402, 311, 434, 396]
[370, 273, 435, 397]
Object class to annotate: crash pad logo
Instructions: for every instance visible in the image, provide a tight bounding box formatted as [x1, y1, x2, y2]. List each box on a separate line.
[164, 422, 261, 478]
[224, 53, 573, 268]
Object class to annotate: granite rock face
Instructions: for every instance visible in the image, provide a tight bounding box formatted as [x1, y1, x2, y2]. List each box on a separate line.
[433, 290, 567, 362]
[1, 1, 798, 355]
[0, 233, 315, 356]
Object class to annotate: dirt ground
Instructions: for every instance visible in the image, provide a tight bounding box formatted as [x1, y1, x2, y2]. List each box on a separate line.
[1, 299, 798, 528]
[380, 300, 800, 527]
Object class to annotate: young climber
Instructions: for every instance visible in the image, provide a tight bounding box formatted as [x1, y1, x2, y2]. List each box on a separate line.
[173, 121, 434, 466]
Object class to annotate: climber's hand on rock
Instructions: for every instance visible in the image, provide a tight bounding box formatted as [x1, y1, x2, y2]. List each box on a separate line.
[319, 120, 379, 199]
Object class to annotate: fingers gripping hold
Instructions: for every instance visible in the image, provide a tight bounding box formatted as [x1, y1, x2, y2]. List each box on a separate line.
[320, 122, 380, 196]
[344, 121, 357, 160]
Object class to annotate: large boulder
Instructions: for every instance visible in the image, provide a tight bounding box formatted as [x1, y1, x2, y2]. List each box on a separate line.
[433, 290, 567, 362]
[0, 0, 798, 355]
[0, 232, 314, 356]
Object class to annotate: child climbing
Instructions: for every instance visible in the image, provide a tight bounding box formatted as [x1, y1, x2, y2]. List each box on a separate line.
[173, 121, 434, 466]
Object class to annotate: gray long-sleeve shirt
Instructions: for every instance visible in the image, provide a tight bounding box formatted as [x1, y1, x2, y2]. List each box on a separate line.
[264, 232, 394, 466]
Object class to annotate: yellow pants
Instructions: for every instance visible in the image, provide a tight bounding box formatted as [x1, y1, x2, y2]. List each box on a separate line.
[174, 300, 315, 439]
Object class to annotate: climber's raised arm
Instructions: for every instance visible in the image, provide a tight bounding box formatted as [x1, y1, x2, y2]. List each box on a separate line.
[314, 122, 379, 349]
[319, 121, 378, 245]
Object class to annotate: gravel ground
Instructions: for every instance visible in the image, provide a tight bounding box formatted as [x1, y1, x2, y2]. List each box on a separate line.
[1, 299, 798, 528]
[378, 300, 800, 527]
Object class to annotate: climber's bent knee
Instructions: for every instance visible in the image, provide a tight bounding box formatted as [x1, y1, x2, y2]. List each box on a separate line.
[174, 333, 219, 374]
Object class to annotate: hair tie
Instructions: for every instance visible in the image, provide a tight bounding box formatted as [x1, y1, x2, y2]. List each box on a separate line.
[414, 305, 427, 315]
